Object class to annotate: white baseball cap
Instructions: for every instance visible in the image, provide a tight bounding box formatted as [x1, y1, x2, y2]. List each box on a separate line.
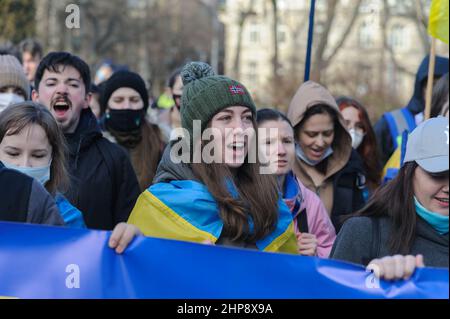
[404, 117, 449, 173]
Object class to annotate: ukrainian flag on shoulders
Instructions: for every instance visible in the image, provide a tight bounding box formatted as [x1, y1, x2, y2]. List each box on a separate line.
[428, 0, 449, 44]
[128, 180, 299, 254]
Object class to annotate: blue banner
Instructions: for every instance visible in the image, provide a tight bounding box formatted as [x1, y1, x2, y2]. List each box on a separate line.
[0, 222, 448, 299]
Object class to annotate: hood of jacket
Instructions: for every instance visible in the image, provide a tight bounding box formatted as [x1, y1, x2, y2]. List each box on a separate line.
[287, 81, 352, 180]
[407, 55, 449, 115]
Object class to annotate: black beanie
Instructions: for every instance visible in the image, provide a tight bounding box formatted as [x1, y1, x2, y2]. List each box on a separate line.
[100, 70, 149, 111]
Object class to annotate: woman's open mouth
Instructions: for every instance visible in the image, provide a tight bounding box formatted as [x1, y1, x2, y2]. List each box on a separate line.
[227, 142, 246, 160]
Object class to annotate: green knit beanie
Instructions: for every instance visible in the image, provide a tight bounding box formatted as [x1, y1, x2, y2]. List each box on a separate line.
[180, 62, 257, 142]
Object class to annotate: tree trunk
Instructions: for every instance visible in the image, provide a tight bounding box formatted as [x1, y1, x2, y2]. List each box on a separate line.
[232, 0, 256, 79]
[271, 0, 279, 79]
[311, 0, 338, 82]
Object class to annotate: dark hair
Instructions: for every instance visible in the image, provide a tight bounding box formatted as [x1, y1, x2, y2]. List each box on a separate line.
[294, 104, 341, 174]
[168, 68, 182, 89]
[256, 108, 293, 127]
[89, 83, 100, 94]
[0, 41, 21, 62]
[96, 81, 107, 116]
[430, 73, 449, 118]
[19, 39, 43, 58]
[0, 102, 69, 195]
[35, 52, 91, 93]
[337, 96, 381, 191]
[349, 162, 419, 254]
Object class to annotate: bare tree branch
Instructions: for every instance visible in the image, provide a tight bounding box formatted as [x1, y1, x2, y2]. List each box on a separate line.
[323, 0, 363, 68]
[382, 0, 416, 77]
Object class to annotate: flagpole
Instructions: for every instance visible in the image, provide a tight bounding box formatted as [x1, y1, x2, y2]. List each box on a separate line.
[424, 37, 437, 120]
[304, 0, 316, 82]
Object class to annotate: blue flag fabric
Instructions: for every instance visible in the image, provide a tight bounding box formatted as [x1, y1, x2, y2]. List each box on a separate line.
[0, 222, 448, 299]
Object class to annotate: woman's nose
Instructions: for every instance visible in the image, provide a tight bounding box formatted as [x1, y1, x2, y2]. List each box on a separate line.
[278, 142, 287, 155]
[315, 136, 326, 147]
[18, 156, 31, 168]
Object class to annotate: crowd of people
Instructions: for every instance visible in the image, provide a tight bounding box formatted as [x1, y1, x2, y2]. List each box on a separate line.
[0, 39, 448, 284]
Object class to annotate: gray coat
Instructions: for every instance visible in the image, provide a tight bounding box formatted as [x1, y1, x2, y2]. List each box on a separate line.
[27, 180, 65, 226]
[330, 216, 449, 268]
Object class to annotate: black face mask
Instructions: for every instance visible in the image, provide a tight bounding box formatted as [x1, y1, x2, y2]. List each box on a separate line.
[105, 109, 145, 132]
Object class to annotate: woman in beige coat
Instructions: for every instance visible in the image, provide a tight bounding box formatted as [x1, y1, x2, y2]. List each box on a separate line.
[287, 81, 367, 232]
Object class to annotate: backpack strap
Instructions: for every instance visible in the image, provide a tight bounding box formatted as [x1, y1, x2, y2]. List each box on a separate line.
[400, 107, 417, 132]
[296, 208, 309, 233]
[384, 108, 416, 150]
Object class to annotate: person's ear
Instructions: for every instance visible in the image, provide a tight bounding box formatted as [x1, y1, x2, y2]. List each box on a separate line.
[31, 89, 39, 102]
[83, 92, 92, 109]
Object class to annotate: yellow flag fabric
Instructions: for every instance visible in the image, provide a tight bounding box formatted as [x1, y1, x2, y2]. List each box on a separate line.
[128, 180, 300, 254]
[428, 0, 449, 44]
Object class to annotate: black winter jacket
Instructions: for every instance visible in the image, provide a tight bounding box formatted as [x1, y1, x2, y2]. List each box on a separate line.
[329, 149, 366, 232]
[64, 108, 140, 230]
[0, 161, 64, 225]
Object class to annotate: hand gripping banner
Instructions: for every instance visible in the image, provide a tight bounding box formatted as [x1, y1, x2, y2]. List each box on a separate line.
[0, 222, 448, 299]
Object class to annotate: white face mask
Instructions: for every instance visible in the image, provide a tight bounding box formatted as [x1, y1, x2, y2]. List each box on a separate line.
[296, 144, 334, 166]
[349, 128, 365, 149]
[0, 93, 25, 112]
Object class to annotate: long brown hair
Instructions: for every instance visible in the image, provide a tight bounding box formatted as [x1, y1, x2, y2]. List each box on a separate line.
[191, 118, 279, 243]
[111, 120, 164, 191]
[134, 121, 164, 190]
[337, 97, 381, 191]
[349, 162, 418, 254]
[0, 101, 69, 195]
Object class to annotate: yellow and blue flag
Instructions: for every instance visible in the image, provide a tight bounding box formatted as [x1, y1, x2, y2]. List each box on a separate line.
[428, 0, 449, 44]
[128, 180, 299, 254]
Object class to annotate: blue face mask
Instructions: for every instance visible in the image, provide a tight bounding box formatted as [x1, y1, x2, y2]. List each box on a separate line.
[296, 144, 333, 166]
[3, 162, 51, 186]
[414, 196, 449, 235]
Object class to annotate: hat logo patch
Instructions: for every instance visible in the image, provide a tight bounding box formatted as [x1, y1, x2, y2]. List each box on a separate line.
[229, 85, 245, 95]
